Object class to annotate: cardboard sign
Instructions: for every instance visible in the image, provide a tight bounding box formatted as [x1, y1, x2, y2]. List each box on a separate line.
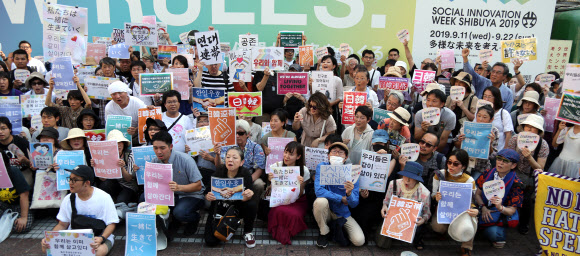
[315, 47, 329, 62]
[298, 46, 314, 67]
[436, 181, 473, 224]
[0, 98, 22, 135]
[86, 43, 107, 64]
[0, 153, 14, 188]
[228, 50, 252, 82]
[185, 127, 214, 157]
[52, 56, 76, 90]
[212, 177, 244, 200]
[319, 164, 352, 185]
[166, 68, 190, 99]
[517, 131, 541, 151]
[208, 107, 236, 147]
[421, 107, 441, 125]
[42, 3, 88, 64]
[556, 92, 580, 125]
[195, 30, 222, 65]
[108, 43, 130, 59]
[29, 142, 54, 169]
[112, 28, 125, 43]
[85, 129, 106, 142]
[88, 140, 122, 179]
[277, 72, 308, 95]
[132, 146, 155, 185]
[483, 179, 505, 199]
[479, 49, 493, 63]
[265, 137, 294, 174]
[380, 196, 422, 243]
[562, 64, 580, 93]
[124, 22, 158, 47]
[311, 71, 335, 98]
[372, 108, 391, 123]
[501, 37, 537, 63]
[45, 230, 94, 256]
[543, 98, 560, 133]
[450, 86, 466, 101]
[438, 49, 455, 69]
[339, 43, 350, 57]
[279, 31, 303, 48]
[359, 150, 391, 192]
[251, 47, 285, 71]
[396, 29, 410, 43]
[144, 162, 174, 206]
[342, 91, 367, 125]
[13, 69, 30, 83]
[125, 213, 156, 256]
[238, 34, 259, 49]
[55, 150, 84, 191]
[401, 143, 420, 162]
[137, 107, 162, 144]
[379, 77, 408, 91]
[20, 95, 46, 117]
[228, 92, 262, 117]
[192, 88, 226, 113]
[411, 70, 436, 93]
[105, 115, 132, 146]
[545, 40, 573, 77]
[261, 122, 271, 137]
[140, 73, 173, 96]
[157, 45, 177, 60]
[461, 122, 493, 159]
[305, 147, 328, 171]
[270, 166, 301, 207]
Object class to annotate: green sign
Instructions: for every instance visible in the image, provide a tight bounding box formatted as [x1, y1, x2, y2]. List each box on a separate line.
[140, 73, 173, 96]
[279, 31, 303, 48]
[373, 108, 391, 123]
[556, 92, 580, 125]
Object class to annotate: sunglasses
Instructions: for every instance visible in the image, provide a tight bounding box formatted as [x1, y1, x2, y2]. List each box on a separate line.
[236, 131, 247, 136]
[496, 156, 512, 164]
[447, 160, 461, 167]
[31, 82, 45, 86]
[309, 104, 318, 110]
[418, 139, 434, 148]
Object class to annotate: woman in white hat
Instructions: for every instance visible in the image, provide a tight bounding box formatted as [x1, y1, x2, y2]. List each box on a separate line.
[91, 129, 138, 204]
[549, 122, 580, 178]
[510, 90, 544, 131]
[505, 114, 549, 235]
[59, 128, 92, 165]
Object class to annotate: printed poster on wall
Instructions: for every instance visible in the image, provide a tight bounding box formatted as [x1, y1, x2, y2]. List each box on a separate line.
[251, 47, 285, 71]
[124, 22, 158, 47]
[545, 40, 573, 77]
[138, 107, 162, 144]
[380, 196, 422, 243]
[228, 92, 262, 117]
[88, 140, 121, 179]
[208, 107, 237, 147]
[29, 142, 54, 169]
[144, 162, 174, 206]
[42, 3, 88, 64]
[436, 181, 473, 224]
[342, 91, 367, 125]
[359, 150, 391, 192]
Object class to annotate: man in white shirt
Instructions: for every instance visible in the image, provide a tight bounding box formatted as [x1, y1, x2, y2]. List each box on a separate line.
[162, 90, 193, 153]
[105, 81, 153, 145]
[11, 41, 47, 75]
[40, 165, 119, 256]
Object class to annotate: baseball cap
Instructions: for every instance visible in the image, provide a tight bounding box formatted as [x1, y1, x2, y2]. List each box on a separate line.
[65, 165, 95, 185]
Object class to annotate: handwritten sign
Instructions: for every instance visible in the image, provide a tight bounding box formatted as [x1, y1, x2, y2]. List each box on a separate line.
[562, 64, 580, 93]
[85, 76, 119, 100]
[319, 164, 352, 185]
[359, 150, 391, 192]
[339, 43, 350, 57]
[543, 98, 560, 132]
[517, 131, 541, 151]
[112, 28, 125, 43]
[379, 77, 408, 91]
[315, 47, 329, 62]
[42, 3, 88, 64]
[88, 140, 121, 179]
[85, 129, 106, 142]
[124, 22, 158, 47]
[483, 179, 505, 199]
[501, 37, 537, 63]
[86, 43, 106, 65]
[545, 40, 573, 77]
[195, 30, 222, 65]
[144, 162, 174, 206]
[305, 147, 328, 171]
[137, 107, 162, 144]
[479, 49, 493, 63]
[461, 122, 492, 159]
[0, 98, 22, 135]
[20, 95, 46, 117]
[30, 142, 53, 169]
[0, 153, 13, 188]
[185, 127, 213, 157]
[380, 196, 422, 243]
[422, 107, 441, 125]
[45, 230, 94, 256]
[209, 107, 236, 147]
[212, 177, 244, 200]
[157, 22, 168, 45]
[538, 74, 556, 89]
[311, 71, 334, 98]
[342, 91, 367, 125]
[270, 166, 301, 207]
[438, 49, 455, 69]
[157, 45, 177, 60]
[52, 56, 76, 90]
[238, 34, 258, 49]
[166, 68, 190, 99]
[412, 70, 436, 93]
[279, 31, 303, 48]
[277, 72, 308, 95]
[228, 92, 262, 117]
[13, 69, 30, 83]
[55, 150, 84, 191]
[140, 73, 173, 96]
[436, 181, 473, 224]
[105, 115, 132, 146]
[298, 46, 314, 67]
[228, 50, 252, 82]
[108, 43, 130, 59]
[396, 29, 410, 43]
[126, 213, 156, 256]
[450, 86, 465, 101]
[132, 146, 155, 185]
[401, 143, 420, 162]
[265, 137, 294, 174]
[251, 47, 285, 71]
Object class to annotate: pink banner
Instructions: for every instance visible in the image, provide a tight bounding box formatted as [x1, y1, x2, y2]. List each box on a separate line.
[166, 68, 190, 99]
[544, 98, 560, 133]
[412, 70, 436, 93]
[86, 43, 107, 64]
[88, 141, 122, 179]
[265, 137, 294, 173]
[0, 153, 13, 188]
[439, 49, 455, 69]
[277, 72, 308, 95]
[144, 162, 174, 206]
[342, 91, 367, 125]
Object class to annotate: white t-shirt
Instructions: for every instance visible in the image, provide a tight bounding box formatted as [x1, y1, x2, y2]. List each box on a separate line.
[163, 112, 193, 153]
[56, 188, 120, 245]
[369, 68, 381, 87]
[12, 57, 47, 75]
[105, 96, 146, 127]
[492, 109, 514, 151]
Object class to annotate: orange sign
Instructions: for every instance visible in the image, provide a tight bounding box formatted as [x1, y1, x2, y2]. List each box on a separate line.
[380, 196, 422, 243]
[138, 107, 162, 144]
[208, 107, 237, 147]
[298, 46, 313, 67]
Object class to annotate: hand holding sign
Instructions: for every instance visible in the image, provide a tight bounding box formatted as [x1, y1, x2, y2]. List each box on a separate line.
[396, 29, 410, 43]
[422, 107, 441, 125]
[483, 179, 505, 199]
[450, 86, 465, 101]
[401, 143, 420, 162]
[517, 131, 541, 151]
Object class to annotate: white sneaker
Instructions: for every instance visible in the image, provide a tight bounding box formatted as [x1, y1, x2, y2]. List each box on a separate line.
[244, 233, 256, 248]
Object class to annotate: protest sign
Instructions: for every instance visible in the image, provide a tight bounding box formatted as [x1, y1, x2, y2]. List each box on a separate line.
[501, 38, 537, 63]
[108, 43, 130, 59]
[482, 179, 505, 199]
[450, 86, 466, 101]
[77, 66, 97, 85]
[538, 74, 556, 89]
[396, 29, 410, 43]
[212, 177, 244, 200]
[132, 146, 155, 185]
[228, 92, 262, 117]
[562, 64, 580, 93]
[138, 107, 162, 144]
[461, 122, 492, 159]
[195, 30, 222, 65]
[411, 70, 436, 93]
[85, 76, 118, 100]
[209, 107, 236, 147]
[372, 108, 391, 123]
[192, 88, 226, 113]
[422, 107, 441, 125]
[176, 44, 192, 54]
[311, 71, 335, 98]
[545, 40, 573, 77]
[42, 3, 88, 64]
[0, 97, 22, 135]
[124, 23, 158, 47]
[86, 43, 106, 64]
[144, 162, 174, 206]
[279, 31, 303, 48]
[126, 213, 156, 256]
[438, 49, 455, 69]
[228, 50, 252, 82]
[298, 46, 314, 67]
[305, 147, 328, 171]
[185, 127, 213, 157]
[157, 45, 177, 60]
[157, 22, 168, 45]
[556, 92, 580, 125]
[339, 43, 350, 57]
[29, 142, 53, 169]
[13, 69, 30, 83]
[378, 77, 408, 91]
[319, 164, 352, 185]
[142, 15, 156, 25]
[534, 171, 580, 255]
[112, 28, 125, 43]
[85, 129, 106, 142]
[52, 56, 76, 90]
[166, 68, 190, 99]
[20, 95, 46, 117]
[543, 98, 560, 132]
[238, 34, 259, 49]
[315, 47, 329, 62]
[251, 47, 285, 71]
[359, 150, 391, 192]
[140, 73, 173, 96]
[30, 115, 42, 131]
[270, 166, 301, 207]
[351, 165, 362, 183]
[436, 181, 473, 224]
[137, 202, 156, 214]
[45, 230, 94, 256]
[342, 92, 367, 125]
[517, 113, 532, 126]
[479, 49, 493, 63]
[517, 131, 541, 151]
[265, 137, 294, 174]
[380, 196, 422, 243]
[277, 72, 308, 95]
[92, 36, 112, 46]
[55, 150, 84, 191]
[261, 122, 271, 137]
[0, 154, 13, 189]
[88, 140, 121, 179]
[105, 115, 132, 145]
[401, 143, 420, 162]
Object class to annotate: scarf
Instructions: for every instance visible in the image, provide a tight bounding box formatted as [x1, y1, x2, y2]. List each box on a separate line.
[481, 168, 517, 206]
[400, 179, 420, 199]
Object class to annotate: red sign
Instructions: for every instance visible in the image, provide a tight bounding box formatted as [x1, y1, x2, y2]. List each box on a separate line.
[412, 70, 436, 93]
[341, 91, 367, 125]
[379, 77, 409, 91]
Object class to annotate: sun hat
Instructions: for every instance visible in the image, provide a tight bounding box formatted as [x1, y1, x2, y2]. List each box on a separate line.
[517, 91, 540, 108]
[384, 66, 402, 78]
[448, 210, 477, 242]
[395, 61, 408, 74]
[497, 148, 520, 163]
[420, 83, 443, 96]
[328, 142, 349, 157]
[60, 128, 87, 150]
[397, 161, 424, 183]
[36, 127, 59, 141]
[107, 129, 130, 145]
[387, 107, 411, 126]
[25, 72, 48, 89]
[519, 114, 544, 137]
[108, 81, 132, 95]
[371, 129, 390, 144]
[449, 72, 472, 88]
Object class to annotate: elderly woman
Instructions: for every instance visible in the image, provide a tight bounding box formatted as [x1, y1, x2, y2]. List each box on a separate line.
[350, 65, 379, 108]
[340, 56, 360, 92]
[377, 106, 412, 144]
[292, 91, 337, 148]
[446, 72, 478, 137]
[342, 105, 374, 165]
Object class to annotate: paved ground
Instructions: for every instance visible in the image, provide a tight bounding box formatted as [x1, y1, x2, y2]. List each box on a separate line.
[2, 210, 541, 255]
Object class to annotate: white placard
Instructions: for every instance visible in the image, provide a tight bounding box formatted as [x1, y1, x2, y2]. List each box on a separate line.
[517, 131, 541, 151]
[450, 86, 465, 101]
[483, 179, 505, 199]
[400, 143, 420, 162]
[421, 107, 441, 125]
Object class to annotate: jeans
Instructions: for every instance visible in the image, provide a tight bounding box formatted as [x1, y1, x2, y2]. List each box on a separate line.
[138, 194, 204, 223]
[481, 225, 506, 242]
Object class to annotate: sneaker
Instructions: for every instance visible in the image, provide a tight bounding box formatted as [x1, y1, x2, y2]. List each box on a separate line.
[244, 233, 256, 248]
[461, 248, 472, 256]
[493, 241, 506, 248]
[183, 219, 199, 236]
[317, 234, 329, 248]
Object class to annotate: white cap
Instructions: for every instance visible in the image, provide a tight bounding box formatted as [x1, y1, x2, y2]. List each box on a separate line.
[108, 81, 132, 95]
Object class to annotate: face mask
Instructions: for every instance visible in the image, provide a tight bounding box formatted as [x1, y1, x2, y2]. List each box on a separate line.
[373, 144, 388, 152]
[329, 156, 344, 165]
[450, 170, 464, 177]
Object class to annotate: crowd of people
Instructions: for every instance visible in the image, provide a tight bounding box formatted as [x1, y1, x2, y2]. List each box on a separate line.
[0, 28, 576, 256]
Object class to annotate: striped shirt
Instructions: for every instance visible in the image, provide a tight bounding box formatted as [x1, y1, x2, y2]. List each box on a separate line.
[201, 71, 234, 105]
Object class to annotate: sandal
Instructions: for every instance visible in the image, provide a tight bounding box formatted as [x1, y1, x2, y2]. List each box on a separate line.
[414, 239, 425, 250]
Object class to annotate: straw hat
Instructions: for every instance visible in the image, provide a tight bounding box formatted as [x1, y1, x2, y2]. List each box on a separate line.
[60, 128, 87, 150]
[520, 114, 544, 137]
[517, 91, 540, 107]
[387, 107, 411, 126]
[449, 72, 472, 88]
[385, 66, 402, 78]
[107, 129, 130, 145]
[448, 211, 477, 242]
[420, 83, 443, 96]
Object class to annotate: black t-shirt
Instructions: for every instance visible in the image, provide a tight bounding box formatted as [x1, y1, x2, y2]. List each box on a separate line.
[0, 136, 30, 170]
[0, 166, 31, 205]
[252, 72, 284, 114]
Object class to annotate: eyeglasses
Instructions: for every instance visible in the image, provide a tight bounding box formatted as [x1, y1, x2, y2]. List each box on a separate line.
[148, 127, 160, 132]
[482, 95, 494, 100]
[31, 82, 44, 86]
[236, 131, 247, 136]
[330, 149, 346, 155]
[66, 177, 84, 183]
[447, 160, 462, 167]
[20, 46, 31, 50]
[309, 104, 318, 110]
[386, 101, 399, 107]
[418, 139, 435, 148]
[496, 156, 512, 164]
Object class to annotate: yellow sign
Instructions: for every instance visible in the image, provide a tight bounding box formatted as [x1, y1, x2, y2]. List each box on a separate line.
[501, 38, 537, 63]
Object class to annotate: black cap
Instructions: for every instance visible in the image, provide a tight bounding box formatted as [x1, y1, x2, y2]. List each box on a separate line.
[36, 127, 59, 141]
[65, 165, 94, 185]
[145, 118, 168, 142]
